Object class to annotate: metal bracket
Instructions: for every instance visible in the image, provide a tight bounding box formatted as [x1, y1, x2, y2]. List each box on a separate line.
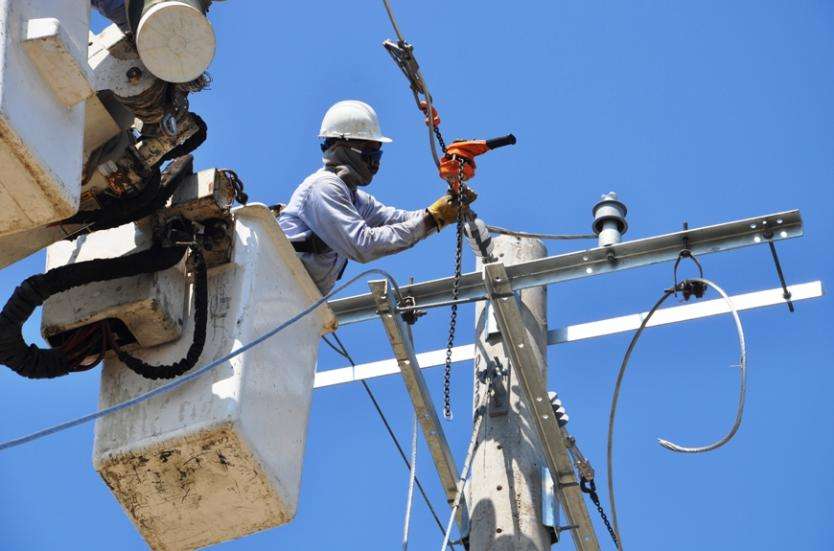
[396, 295, 425, 325]
[541, 465, 562, 543]
[368, 280, 469, 533]
[764, 230, 795, 312]
[484, 262, 600, 551]
[486, 357, 509, 417]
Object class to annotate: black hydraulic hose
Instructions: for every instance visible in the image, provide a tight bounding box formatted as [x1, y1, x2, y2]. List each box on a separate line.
[63, 168, 162, 226]
[110, 247, 208, 380]
[0, 246, 187, 379]
[63, 155, 194, 237]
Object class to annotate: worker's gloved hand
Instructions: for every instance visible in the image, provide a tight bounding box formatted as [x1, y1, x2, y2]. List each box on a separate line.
[439, 155, 476, 182]
[426, 189, 477, 231]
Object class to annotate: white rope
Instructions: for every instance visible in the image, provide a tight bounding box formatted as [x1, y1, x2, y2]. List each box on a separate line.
[606, 278, 748, 549]
[402, 414, 418, 550]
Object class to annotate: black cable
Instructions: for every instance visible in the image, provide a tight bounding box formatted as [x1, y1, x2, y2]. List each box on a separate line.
[0, 245, 187, 379]
[322, 333, 455, 547]
[108, 247, 208, 380]
[63, 154, 194, 236]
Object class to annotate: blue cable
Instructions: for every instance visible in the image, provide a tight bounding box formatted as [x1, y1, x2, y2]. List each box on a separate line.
[0, 268, 400, 452]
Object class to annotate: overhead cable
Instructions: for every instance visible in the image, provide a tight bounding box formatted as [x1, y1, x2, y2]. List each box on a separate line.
[606, 278, 747, 549]
[380, 0, 442, 166]
[486, 225, 597, 241]
[0, 269, 402, 453]
[322, 333, 454, 548]
[381, 0, 406, 43]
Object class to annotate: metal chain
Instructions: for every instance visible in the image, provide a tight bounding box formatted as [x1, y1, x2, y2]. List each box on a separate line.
[379, 3, 461, 418]
[381, 13, 460, 420]
[433, 124, 447, 153]
[581, 477, 620, 548]
[442, 159, 466, 420]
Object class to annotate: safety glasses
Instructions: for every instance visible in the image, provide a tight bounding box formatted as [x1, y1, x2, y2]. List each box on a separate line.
[350, 145, 383, 165]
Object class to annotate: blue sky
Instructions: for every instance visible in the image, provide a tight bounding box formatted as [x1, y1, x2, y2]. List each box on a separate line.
[1, 2, 833, 549]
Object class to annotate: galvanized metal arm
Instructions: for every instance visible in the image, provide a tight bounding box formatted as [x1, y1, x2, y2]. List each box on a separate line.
[332, 210, 803, 325]
[484, 262, 600, 551]
[368, 281, 469, 535]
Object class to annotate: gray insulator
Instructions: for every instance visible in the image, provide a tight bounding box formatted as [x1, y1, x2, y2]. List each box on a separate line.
[592, 191, 628, 247]
[548, 391, 570, 427]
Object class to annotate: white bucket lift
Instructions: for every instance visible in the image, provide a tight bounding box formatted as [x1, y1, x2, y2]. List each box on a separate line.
[0, 0, 93, 237]
[43, 204, 335, 550]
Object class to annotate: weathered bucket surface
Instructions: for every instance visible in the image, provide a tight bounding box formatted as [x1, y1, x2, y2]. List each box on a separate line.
[0, 0, 90, 237]
[42, 220, 188, 349]
[92, 204, 335, 550]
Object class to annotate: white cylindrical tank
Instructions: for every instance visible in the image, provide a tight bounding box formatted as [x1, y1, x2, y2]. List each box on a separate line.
[92, 204, 335, 550]
[134, 0, 216, 83]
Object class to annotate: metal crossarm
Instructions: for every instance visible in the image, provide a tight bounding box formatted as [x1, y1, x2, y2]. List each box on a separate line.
[484, 262, 600, 551]
[368, 281, 469, 534]
[331, 210, 803, 325]
[316, 281, 823, 389]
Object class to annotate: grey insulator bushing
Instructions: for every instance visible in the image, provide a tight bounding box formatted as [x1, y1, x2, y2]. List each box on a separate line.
[592, 191, 628, 247]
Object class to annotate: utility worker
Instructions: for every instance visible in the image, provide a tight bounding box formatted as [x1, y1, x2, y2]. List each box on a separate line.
[278, 100, 475, 294]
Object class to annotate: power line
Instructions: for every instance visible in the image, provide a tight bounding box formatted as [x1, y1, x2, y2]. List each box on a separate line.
[322, 333, 454, 548]
[606, 278, 747, 549]
[0, 269, 402, 452]
[486, 225, 596, 241]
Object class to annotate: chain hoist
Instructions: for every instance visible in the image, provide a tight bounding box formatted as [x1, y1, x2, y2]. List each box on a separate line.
[442, 158, 466, 419]
[380, 0, 516, 422]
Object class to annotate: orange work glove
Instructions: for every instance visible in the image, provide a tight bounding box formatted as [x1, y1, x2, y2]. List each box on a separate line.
[426, 189, 478, 230]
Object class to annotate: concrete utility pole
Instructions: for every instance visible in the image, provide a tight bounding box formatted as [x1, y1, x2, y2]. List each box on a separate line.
[468, 235, 552, 550]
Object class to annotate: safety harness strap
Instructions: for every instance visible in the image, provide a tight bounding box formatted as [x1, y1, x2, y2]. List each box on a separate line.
[291, 235, 332, 255]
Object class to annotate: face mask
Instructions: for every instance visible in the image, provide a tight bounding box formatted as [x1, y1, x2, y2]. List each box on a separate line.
[322, 142, 382, 186]
[322, 144, 375, 186]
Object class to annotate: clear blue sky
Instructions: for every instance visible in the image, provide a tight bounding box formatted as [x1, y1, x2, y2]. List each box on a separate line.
[1, 2, 832, 549]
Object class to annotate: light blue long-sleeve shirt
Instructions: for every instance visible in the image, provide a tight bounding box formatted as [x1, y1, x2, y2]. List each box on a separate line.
[278, 169, 430, 293]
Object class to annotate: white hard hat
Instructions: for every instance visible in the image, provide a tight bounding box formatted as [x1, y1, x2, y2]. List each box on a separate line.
[319, 100, 392, 143]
